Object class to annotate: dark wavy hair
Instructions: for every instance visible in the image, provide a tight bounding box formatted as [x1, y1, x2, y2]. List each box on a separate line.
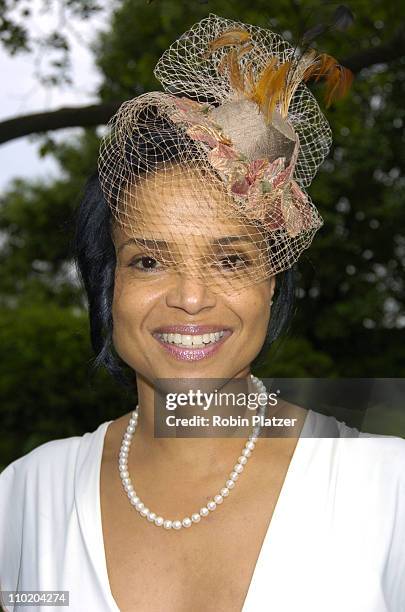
[74, 115, 297, 386]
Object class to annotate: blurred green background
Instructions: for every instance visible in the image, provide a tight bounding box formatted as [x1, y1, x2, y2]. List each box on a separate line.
[1, 0, 404, 469]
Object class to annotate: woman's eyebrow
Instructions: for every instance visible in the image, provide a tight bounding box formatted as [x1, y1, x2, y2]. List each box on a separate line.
[118, 237, 170, 253]
[210, 235, 255, 247]
[118, 235, 254, 253]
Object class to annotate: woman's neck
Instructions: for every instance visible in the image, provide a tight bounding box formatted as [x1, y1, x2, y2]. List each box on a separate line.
[129, 370, 261, 477]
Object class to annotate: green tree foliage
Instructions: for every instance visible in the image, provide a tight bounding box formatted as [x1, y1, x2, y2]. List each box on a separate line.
[1, 1, 404, 466]
[0, 0, 103, 85]
[0, 301, 133, 471]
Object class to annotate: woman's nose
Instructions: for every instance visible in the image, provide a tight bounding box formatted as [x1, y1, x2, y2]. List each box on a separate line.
[165, 272, 216, 314]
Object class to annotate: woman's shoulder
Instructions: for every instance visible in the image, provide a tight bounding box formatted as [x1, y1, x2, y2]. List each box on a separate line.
[338, 416, 405, 465]
[307, 409, 405, 490]
[0, 421, 111, 495]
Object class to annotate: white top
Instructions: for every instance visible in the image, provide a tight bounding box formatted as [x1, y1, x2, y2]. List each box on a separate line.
[1, 410, 405, 612]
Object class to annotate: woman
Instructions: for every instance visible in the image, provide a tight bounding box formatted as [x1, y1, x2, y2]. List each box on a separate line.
[1, 14, 404, 612]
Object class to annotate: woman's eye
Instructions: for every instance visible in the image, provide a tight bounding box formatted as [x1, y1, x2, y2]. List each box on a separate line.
[128, 256, 162, 271]
[216, 254, 250, 270]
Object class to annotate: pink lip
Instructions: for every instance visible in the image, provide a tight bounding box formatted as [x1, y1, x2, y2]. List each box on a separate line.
[152, 329, 233, 361]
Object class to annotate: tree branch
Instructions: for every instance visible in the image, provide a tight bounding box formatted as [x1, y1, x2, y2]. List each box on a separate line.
[342, 25, 405, 73]
[1, 27, 404, 146]
[0, 102, 121, 145]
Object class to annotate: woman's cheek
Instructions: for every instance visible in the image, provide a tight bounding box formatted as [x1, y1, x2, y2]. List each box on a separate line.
[242, 286, 273, 352]
[112, 276, 138, 365]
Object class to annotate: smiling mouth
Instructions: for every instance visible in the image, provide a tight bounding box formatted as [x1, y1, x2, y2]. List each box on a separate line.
[151, 327, 233, 361]
[154, 330, 227, 348]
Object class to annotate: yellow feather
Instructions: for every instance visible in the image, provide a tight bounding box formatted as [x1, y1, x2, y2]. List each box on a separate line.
[227, 49, 245, 92]
[251, 60, 291, 123]
[206, 29, 251, 56]
[217, 54, 228, 76]
[244, 61, 256, 98]
[278, 50, 317, 117]
[237, 42, 254, 60]
[253, 57, 278, 106]
[261, 62, 291, 123]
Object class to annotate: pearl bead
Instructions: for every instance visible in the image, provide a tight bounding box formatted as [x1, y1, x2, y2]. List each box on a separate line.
[118, 375, 267, 534]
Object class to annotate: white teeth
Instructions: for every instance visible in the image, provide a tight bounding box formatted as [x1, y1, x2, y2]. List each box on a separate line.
[157, 330, 227, 347]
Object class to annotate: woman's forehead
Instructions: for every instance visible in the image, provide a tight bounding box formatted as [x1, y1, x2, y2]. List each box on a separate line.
[115, 165, 262, 240]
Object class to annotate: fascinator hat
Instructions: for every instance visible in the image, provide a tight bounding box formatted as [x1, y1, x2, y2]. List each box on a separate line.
[98, 13, 353, 292]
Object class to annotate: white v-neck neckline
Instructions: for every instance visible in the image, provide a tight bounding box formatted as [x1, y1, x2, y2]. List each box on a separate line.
[242, 410, 315, 609]
[84, 409, 315, 611]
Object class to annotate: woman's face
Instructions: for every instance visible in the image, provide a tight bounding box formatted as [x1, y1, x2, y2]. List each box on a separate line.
[111, 165, 276, 382]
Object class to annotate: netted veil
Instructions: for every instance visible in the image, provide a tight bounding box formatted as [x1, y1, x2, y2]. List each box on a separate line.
[98, 14, 352, 293]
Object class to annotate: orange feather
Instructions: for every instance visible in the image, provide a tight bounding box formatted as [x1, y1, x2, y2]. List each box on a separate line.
[315, 53, 339, 82]
[324, 65, 353, 107]
[302, 52, 354, 107]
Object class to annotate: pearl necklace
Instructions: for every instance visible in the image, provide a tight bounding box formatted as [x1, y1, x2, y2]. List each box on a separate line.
[118, 374, 267, 530]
